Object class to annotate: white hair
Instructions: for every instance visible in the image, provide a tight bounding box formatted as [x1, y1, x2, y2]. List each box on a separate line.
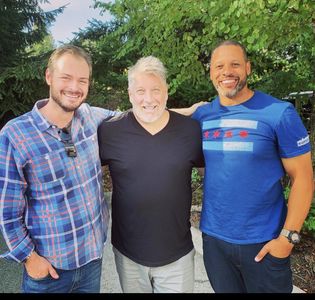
[128, 56, 167, 88]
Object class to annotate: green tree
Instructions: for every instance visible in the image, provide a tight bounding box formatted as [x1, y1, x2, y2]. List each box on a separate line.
[72, 19, 138, 110]
[0, 0, 64, 122]
[0, 0, 63, 67]
[95, 0, 315, 105]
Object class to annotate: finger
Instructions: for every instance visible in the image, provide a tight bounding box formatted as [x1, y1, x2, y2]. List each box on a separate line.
[48, 265, 59, 279]
[255, 247, 269, 262]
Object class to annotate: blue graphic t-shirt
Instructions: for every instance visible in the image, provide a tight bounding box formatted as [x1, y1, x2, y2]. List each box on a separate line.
[192, 91, 311, 244]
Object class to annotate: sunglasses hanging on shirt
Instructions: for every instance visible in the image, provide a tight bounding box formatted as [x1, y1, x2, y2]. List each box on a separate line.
[59, 127, 77, 157]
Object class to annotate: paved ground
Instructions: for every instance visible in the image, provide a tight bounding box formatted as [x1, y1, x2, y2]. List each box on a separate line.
[0, 234, 22, 293]
[100, 226, 213, 293]
[0, 217, 304, 294]
[0, 224, 212, 294]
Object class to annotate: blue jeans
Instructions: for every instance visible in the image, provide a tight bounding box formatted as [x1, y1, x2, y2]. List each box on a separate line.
[22, 258, 103, 293]
[202, 233, 292, 293]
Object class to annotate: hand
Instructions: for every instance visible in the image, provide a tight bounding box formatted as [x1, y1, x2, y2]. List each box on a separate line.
[188, 101, 208, 115]
[24, 251, 59, 280]
[254, 235, 294, 262]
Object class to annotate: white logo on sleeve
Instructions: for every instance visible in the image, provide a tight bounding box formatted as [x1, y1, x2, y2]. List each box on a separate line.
[297, 135, 310, 147]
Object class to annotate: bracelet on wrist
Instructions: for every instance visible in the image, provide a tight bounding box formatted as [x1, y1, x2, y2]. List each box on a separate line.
[24, 250, 34, 262]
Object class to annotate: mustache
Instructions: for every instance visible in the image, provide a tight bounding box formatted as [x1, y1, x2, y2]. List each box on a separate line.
[222, 75, 239, 80]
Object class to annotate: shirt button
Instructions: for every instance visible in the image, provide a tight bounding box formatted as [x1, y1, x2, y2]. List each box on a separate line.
[87, 202, 91, 206]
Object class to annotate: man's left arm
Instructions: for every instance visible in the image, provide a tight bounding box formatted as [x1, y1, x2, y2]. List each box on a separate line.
[281, 152, 314, 234]
[255, 152, 314, 261]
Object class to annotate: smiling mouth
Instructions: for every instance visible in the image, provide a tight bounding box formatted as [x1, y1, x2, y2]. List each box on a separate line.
[62, 93, 82, 102]
[219, 78, 238, 88]
[142, 105, 157, 111]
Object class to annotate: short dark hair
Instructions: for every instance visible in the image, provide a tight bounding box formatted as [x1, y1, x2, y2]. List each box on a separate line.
[211, 40, 248, 62]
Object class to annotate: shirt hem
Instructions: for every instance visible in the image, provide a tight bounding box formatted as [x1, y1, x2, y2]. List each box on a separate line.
[200, 228, 275, 245]
[112, 243, 194, 267]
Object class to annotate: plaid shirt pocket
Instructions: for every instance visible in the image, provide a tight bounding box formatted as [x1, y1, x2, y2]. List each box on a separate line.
[26, 152, 65, 184]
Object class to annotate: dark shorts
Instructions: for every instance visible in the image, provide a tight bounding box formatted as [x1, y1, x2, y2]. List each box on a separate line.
[202, 233, 293, 293]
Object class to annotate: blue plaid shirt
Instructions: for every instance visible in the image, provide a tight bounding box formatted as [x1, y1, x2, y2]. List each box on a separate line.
[0, 99, 115, 269]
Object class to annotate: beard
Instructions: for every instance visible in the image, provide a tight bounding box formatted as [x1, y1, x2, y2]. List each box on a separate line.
[133, 106, 164, 124]
[217, 77, 247, 99]
[51, 89, 86, 112]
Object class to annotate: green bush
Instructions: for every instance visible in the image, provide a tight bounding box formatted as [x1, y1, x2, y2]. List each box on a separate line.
[303, 204, 315, 234]
[191, 168, 203, 206]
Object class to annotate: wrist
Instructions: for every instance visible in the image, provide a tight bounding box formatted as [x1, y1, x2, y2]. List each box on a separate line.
[280, 228, 301, 245]
[24, 250, 35, 263]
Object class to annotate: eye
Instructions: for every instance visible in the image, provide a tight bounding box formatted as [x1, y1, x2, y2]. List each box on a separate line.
[232, 63, 240, 67]
[136, 89, 145, 95]
[79, 80, 88, 85]
[152, 88, 161, 94]
[216, 65, 223, 69]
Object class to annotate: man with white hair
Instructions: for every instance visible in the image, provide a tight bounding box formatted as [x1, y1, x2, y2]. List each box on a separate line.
[98, 56, 204, 293]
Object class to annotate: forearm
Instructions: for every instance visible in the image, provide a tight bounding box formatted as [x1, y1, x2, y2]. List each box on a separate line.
[0, 202, 35, 262]
[170, 107, 193, 116]
[0, 135, 33, 262]
[170, 101, 208, 116]
[283, 176, 314, 232]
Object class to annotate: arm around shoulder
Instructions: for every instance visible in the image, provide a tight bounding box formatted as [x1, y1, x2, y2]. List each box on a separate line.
[170, 101, 208, 116]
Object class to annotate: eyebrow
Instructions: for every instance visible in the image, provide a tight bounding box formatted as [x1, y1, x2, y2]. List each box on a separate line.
[211, 59, 242, 65]
[60, 73, 89, 80]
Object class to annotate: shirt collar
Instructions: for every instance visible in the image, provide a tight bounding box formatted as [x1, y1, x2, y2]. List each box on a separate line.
[31, 99, 51, 132]
[31, 99, 86, 132]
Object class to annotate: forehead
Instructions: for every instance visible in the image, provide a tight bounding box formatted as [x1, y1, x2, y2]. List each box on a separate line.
[54, 53, 89, 75]
[133, 72, 166, 87]
[211, 45, 246, 63]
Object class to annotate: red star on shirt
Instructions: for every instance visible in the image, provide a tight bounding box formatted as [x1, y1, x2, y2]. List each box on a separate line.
[204, 131, 210, 139]
[224, 131, 233, 138]
[213, 130, 221, 138]
[239, 130, 249, 138]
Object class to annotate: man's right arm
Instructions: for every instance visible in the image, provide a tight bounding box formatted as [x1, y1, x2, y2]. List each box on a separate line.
[0, 132, 34, 263]
[91, 106, 121, 126]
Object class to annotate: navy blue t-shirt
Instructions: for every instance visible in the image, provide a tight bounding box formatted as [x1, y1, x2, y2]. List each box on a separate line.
[192, 91, 311, 244]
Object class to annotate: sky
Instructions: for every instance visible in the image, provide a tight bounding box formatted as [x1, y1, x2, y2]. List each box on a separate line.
[40, 0, 112, 45]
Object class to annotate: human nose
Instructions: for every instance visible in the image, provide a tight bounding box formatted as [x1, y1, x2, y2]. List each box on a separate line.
[222, 65, 234, 76]
[143, 91, 154, 103]
[68, 80, 81, 91]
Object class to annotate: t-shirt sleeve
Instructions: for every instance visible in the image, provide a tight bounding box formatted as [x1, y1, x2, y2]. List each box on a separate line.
[97, 121, 108, 166]
[192, 106, 202, 121]
[192, 121, 205, 168]
[191, 108, 205, 167]
[92, 107, 120, 126]
[275, 104, 311, 158]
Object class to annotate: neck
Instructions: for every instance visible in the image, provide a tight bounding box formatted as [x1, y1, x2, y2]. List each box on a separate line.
[134, 110, 170, 135]
[219, 88, 254, 106]
[40, 98, 74, 128]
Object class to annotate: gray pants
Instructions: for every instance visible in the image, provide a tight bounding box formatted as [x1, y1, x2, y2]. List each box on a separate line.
[113, 247, 195, 293]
